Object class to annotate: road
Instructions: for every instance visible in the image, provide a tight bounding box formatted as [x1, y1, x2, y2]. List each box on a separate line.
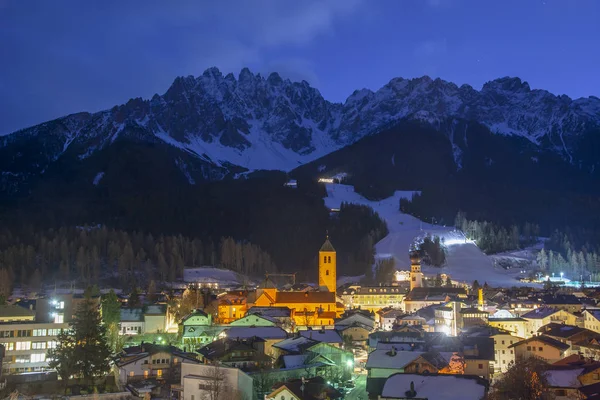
[345, 375, 367, 400]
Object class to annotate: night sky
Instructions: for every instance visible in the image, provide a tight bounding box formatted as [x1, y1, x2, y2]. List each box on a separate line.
[1, 0, 599, 134]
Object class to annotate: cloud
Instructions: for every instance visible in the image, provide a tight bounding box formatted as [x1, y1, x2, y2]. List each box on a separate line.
[0, 0, 364, 134]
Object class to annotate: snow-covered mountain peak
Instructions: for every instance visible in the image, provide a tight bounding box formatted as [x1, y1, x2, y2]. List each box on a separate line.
[1, 68, 599, 190]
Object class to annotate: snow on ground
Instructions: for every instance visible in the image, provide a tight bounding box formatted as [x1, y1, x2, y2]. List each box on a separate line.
[182, 266, 247, 287]
[324, 183, 534, 287]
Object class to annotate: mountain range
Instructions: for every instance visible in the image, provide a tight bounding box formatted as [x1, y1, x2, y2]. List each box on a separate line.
[1, 67, 599, 196]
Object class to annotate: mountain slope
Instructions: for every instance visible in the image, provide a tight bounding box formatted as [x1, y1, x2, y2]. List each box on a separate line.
[1, 68, 599, 195]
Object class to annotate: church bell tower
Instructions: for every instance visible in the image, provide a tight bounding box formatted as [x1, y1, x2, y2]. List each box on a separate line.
[319, 235, 337, 293]
[409, 250, 423, 291]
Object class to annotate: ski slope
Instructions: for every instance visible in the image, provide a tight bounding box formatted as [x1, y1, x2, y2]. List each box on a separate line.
[324, 183, 530, 287]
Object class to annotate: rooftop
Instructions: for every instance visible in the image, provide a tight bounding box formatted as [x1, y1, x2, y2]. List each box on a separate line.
[508, 334, 571, 351]
[381, 373, 487, 400]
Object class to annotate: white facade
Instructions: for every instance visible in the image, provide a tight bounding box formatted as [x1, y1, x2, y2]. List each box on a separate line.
[181, 362, 253, 400]
[491, 333, 522, 374]
[120, 321, 144, 335]
[117, 350, 183, 384]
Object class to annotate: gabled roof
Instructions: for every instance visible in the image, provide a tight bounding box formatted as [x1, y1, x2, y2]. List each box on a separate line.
[542, 294, 582, 305]
[300, 329, 342, 344]
[120, 308, 143, 322]
[521, 306, 561, 319]
[538, 323, 596, 339]
[508, 335, 570, 351]
[115, 343, 198, 367]
[365, 349, 424, 369]
[273, 336, 319, 354]
[381, 373, 487, 400]
[269, 376, 342, 400]
[224, 326, 288, 340]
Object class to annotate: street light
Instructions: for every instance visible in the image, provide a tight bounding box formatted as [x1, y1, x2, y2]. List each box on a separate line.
[560, 272, 564, 279]
[346, 359, 353, 367]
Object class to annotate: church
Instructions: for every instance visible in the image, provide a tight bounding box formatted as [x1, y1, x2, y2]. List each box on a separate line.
[404, 250, 467, 313]
[246, 236, 344, 328]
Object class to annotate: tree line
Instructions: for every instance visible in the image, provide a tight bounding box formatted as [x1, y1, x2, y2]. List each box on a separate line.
[538, 228, 600, 281]
[0, 226, 276, 296]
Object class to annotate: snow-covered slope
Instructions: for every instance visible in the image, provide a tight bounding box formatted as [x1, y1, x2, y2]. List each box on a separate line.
[324, 183, 532, 287]
[1, 68, 599, 191]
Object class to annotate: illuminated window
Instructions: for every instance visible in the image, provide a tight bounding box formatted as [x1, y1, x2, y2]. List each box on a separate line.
[144, 370, 149, 378]
[157, 369, 163, 378]
[54, 314, 64, 323]
[16, 341, 31, 350]
[31, 353, 46, 362]
[129, 371, 134, 377]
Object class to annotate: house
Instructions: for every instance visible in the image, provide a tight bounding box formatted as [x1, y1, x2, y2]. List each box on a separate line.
[365, 348, 461, 379]
[336, 312, 376, 331]
[542, 294, 583, 314]
[180, 362, 253, 400]
[218, 291, 249, 324]
[222, 326, 288, 357]
[343, 286, 406, 311]
[196, 337, 272, 371]
[583, 310, 600, 334]
[545, 367, 584, 400]
[488, 317, 529, 338]
[265, 376, 342, 400]
[299, 328, 342, 347]
[403, 287, 468, 313]
[491, 333, 523, 374]
[229, 314, 276, 327]
[114, 343, 199, 384]
[180, 309, 224, 347]
[144, 305, 167, 333]
[459, 307, 489, 329]
[539, 323, 600, 349]
[378, 373, 487, 400]
[247, 307, 294, 331]
[368, 331, 425, 352]
[377, 309, 405, 331]
[521, 307, 577, 337]
[461, 336, 495, 380]
[336, 324, 371, 346]
[120, 308, 144, 335]
[509, 335, 570, 364]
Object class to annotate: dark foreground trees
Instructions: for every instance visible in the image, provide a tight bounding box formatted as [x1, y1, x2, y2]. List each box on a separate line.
[48, 296, 111, 389]
[488, 358, 552, 400]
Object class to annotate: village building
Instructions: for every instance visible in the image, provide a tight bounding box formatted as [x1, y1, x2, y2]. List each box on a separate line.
[265, 376, 342, 400]
[113, 343, 199, 384]
[245, 237, 344, 327]
[509, 334, 570, 364]
[521, 307, 578, 338]
[376, 373, 487, 400]
[488, 317, 529, 338]
[179, 362, 253, 400]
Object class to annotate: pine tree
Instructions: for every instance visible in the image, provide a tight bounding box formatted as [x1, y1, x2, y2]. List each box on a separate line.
[472, 280, 480, 293]
[147, 280, 157, 302]
[49, 297, 111, 387]
[434, 274, 443, 287]
[71, 297, 111, 384]
[129, 287, 141, 308]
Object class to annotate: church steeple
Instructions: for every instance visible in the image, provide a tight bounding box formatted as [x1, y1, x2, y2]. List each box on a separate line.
[319, 234, 337, 293]
[409, 250, 423, 290]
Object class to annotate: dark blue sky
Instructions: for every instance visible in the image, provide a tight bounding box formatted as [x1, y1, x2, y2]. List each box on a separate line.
[1, 0, 599, 134]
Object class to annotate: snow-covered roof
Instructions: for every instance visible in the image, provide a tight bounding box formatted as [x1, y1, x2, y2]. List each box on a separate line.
[183, 267, 241, 284]
[144, 305, 166, 315]
[545, 368, 584, 388]
[120, 308, 143, 322]
[281, 354, 310, 369]
[299, 329, 342, 344]
[223, 326, 287, 340]
[365, 349, 423, 370]
[273, 336, 317, 353]
[521, 306, 561, 319]
[381, 373, 487, 400]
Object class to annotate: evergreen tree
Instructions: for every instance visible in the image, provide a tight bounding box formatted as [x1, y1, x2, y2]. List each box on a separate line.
[129, 287, 141, 308]
[472, 280, 480, 294]
[434, 274, 443, 287]
[47, 330, 77, 392]
[71, 297, 111, 384]
[147, 280, 157, 302]
[49, 297, 111, 387]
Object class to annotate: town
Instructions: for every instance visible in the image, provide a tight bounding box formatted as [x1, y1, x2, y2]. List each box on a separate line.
[2, 235, 600, 400]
